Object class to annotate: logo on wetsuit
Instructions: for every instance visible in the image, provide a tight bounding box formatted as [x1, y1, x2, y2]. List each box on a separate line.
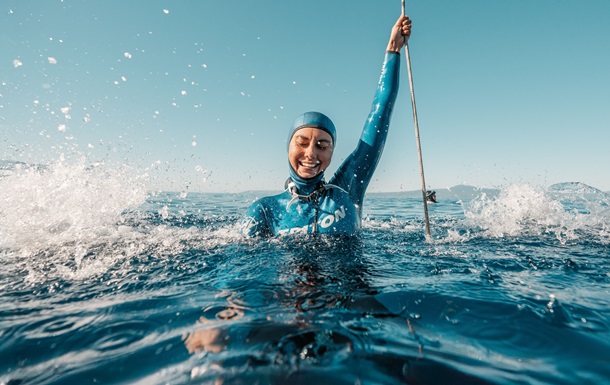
[278, 205, 346, 235]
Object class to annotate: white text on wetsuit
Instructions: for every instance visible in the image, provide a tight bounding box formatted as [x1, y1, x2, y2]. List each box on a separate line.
[279, 205, 346, 235]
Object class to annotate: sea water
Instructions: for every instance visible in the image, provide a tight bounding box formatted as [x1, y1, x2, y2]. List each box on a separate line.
[1, 161, 609, 384]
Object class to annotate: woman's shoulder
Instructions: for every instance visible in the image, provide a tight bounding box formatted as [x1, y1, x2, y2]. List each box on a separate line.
[248, 190, 290, 210]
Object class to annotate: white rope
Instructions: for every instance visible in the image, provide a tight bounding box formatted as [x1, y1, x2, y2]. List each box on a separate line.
[402, 0, 431, 240]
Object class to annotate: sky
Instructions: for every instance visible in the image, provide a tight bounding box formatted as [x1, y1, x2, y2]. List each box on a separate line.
[1, 0, 609, 193]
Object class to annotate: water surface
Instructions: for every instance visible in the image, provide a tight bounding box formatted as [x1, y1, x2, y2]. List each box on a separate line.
[1, 163, 609, 384]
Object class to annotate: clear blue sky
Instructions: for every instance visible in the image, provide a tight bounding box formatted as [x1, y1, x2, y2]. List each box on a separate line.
[2, 0, 609, 193]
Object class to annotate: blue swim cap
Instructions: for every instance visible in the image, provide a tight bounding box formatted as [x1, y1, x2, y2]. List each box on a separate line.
[287, 111, 336, 149]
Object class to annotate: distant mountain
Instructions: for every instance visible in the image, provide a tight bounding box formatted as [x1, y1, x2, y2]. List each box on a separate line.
[547, 182, 606, 196]
[370, 182, 609, 201]
[547, 182, 610, 201]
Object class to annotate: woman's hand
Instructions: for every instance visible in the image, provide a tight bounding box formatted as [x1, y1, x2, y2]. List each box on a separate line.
[386, 15, 412, 53]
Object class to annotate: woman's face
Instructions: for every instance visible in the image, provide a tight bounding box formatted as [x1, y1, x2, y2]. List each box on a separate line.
[288, 127, 334, 179]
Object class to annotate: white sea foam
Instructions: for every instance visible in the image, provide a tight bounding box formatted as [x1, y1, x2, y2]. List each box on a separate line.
[363, 183, 609, 245]
[0, 159, 242, 284]
[462, 184, 609, 244]
[0, 159, 144, 248]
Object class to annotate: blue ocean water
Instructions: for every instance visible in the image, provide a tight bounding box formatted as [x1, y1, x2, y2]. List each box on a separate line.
[1, 162, 609, 384]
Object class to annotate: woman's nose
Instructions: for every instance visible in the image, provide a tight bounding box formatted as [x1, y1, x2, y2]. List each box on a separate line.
[304, 143, 317, 158]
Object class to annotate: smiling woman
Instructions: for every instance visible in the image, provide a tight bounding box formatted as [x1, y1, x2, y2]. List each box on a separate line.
[288, 123, 334, 179]
[241, 15, 412, 237]
[289, 130, 333, 178]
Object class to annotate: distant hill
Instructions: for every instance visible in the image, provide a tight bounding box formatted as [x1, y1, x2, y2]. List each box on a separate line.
[547, 182, 607, 196]
[368, 185, 500, 200]
[240, 185, 502, 200]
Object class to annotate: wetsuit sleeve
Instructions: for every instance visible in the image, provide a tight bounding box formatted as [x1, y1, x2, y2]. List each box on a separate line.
[240, 200, 271, 237]
[330, 52, 400, 208]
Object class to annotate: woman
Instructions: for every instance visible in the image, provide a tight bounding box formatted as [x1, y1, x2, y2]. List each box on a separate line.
[242, 15, 411, 237]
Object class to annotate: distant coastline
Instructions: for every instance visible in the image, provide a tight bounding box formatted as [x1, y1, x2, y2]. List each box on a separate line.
[236, 183, 610, 200]
[366, 185, 501, 199]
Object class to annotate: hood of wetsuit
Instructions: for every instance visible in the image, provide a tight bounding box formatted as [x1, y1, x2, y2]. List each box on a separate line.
[287, 167, 325, 195]
[287, 111, 336, 149]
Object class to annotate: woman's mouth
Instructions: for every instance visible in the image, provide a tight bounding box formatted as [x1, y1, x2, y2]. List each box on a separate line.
[300, 160, 320, 169]
[297, 160, 321, 176]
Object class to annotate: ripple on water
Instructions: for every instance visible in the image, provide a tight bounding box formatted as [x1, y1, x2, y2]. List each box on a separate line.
[25, 314, 103, 340]
[91, 319, 161, 353]
[226, 286, 282, 309]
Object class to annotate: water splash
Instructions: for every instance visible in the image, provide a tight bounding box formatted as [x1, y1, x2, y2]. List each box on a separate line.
[0, 160, 137, 280]
[0, 158, 146, 248]
[0, 159, 243, 284]
[462, 184, 609, 244]
[362, 184, 609, 246]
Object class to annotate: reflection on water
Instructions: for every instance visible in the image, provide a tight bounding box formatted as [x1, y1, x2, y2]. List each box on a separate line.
[182, 237, 502, 384]
[184, 237, 374, 351]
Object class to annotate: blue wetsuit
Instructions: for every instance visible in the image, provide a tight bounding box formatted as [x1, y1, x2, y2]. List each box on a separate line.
[242, 52, 400, 237]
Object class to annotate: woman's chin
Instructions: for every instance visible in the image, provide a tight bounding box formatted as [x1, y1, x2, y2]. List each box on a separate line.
[296, 168, 320, 179]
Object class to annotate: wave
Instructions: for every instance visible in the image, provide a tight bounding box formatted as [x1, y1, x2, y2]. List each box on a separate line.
[363, 183, 610, 245]
[461, 183, 609, 243]
[0, 159, 243, 285]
